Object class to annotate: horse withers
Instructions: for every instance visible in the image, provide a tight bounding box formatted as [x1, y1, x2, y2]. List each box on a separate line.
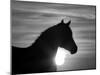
[12, 19, 78, 74]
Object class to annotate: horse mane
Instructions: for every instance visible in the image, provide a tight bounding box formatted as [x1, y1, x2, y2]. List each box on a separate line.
[31, 23, 58, 46]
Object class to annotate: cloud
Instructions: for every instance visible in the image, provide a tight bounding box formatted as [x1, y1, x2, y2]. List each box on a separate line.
[12, 1, 96, 48]
[12, 1, 95, 20]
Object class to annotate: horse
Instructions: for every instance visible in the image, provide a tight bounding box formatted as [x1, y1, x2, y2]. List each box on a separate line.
[12, 19, 78, 74]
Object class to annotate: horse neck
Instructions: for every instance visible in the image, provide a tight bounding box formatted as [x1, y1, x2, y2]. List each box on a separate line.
[29, 38, 59, 52]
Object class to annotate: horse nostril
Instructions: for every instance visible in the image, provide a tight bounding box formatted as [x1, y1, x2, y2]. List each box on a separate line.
[71, 46, 77, 54]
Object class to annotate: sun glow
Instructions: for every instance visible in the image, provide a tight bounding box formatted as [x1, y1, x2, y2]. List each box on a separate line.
[55, 47, 67, 66]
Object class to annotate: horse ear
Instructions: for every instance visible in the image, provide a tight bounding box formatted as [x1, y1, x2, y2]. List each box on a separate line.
[66, 20, 71, 26]
[61, 19, 64, 24]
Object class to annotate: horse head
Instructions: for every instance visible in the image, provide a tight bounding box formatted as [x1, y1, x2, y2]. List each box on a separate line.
[57, 19, 78, 54]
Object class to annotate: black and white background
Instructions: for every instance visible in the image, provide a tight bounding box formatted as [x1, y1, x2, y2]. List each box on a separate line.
[0, 0, 100, 75]
[12, 0, 96, 71]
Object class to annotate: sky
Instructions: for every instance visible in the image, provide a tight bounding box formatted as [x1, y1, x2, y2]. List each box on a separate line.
[11, 0, 96, 71]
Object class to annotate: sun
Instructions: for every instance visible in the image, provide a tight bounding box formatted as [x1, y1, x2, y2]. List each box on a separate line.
[55, 47, 67, 66]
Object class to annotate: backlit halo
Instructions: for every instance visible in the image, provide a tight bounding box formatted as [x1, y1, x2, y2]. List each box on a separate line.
[55, 47, 67, 66]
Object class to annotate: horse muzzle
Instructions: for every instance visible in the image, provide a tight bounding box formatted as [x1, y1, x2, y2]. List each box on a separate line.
[70, 46, 78, 54]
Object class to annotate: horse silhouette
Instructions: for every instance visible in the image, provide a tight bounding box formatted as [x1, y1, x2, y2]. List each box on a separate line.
[12, 19, 78, 74]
